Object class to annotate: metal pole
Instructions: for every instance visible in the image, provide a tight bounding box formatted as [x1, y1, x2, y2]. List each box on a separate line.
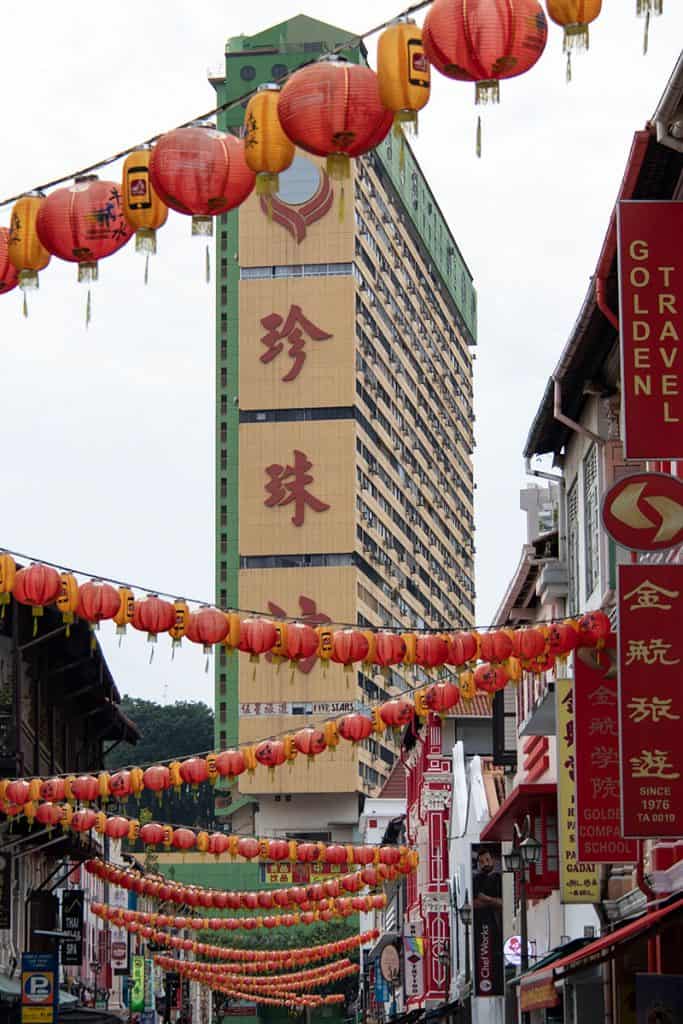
[520, 867, 529, 1024]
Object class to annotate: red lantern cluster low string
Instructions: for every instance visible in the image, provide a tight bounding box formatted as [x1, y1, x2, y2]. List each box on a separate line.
[85, 856, 403, 911]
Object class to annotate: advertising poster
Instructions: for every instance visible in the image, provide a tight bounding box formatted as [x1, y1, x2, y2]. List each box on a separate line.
[556, 677, 600, 902]
[471, 843, 503, 997]
[60, 890, 84, 967]
[130, 956, 145, 1014]
[403, 927, 424, 1002]
[574, 651, 638, 862]
[617, 200, 683, 460]
[618, 564, 683, 837]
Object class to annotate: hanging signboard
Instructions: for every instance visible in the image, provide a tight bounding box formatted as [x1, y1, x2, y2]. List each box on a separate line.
[574, 652, 638, 863]
[471, 843, 504, 997]
[617, 200, 683, 460]
[556, 678, 600, 903]
[130, 956, 145, 1014]
[403, 926, 424, 1002]
[618, 564, 683, 837]
[60, 890, 84, 967]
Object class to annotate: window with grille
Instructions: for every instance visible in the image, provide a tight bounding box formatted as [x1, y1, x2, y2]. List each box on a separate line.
[584, 445, 600, 597]
[567, 480, 579, 615]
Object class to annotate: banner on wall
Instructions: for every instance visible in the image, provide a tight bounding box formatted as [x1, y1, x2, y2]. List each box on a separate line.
[574, 652, 638, 863]
[130, 957, 145, 1014]
[403, 926, 424, 1002]
[556, 678, 600, 903]
[471, 843, 503, 997]
[618, 564, 683, 837]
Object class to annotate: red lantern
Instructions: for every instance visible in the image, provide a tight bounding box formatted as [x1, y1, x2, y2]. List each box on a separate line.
[105, 816, 130, 839]
[70, 775, 99, 804]
[150, 125, 254, 235]
[185, 607, 229, 653]
[286, 623, 319, 662]
[379, 698, 414, 729]
[416, 634, 449, 668]
[208, 833, 230, 857]
[240, 617, 278, 657]
[77, 580, 120, 625]
[331, 629, 370, 666]
[172, 828, 196, 852]
[36, 177, 132, 283]
[296, 843, 320, 863]
[479, 630, 513, 663]
[451, 631, 479, 664]
[39, 778, 66, 802]
[293, 728, 327, 758]
[278, 57, 393, 182]
[474, 663, 509, 694]
[338, 713, 373, 743]
[71, 809, 96, 833]
[577, 611, 612, 647]
[255, 740, 286, 768]
[548, 621, 579, 657]
[36, 803, 63, 828]
[109, 770, 132, 800]
[143, 765, 170, 795]
[237, 837, 260, 860]
[215, 750, 247, 780]
[268, 840, 290, 862]
[5, 780, 30, 805]
[139, 823, 165, 847]
[423, 0, 547, 106]
[213, 890, 231, 909]
[512, 628, 546, 660]
[13, 564, 61, 619]
[425, 681, 461, 714]
[0, 228, 18, 295]
[132, 595, 175, 643]
[353, 846, 377, 866]
[374, 632, 407, 667]
[379, 846, 401, 866]
[322, 845, 348, 865]
[179, 757, 209, 787]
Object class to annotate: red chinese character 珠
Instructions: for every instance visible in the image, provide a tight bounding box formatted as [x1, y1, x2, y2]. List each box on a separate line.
[264, 450, 330, 527]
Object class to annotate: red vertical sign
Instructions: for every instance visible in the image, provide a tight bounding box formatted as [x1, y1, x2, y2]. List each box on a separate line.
[618, 564, 683, 838]
[575, 651, 638, 862]
[617, 201, 683, 460]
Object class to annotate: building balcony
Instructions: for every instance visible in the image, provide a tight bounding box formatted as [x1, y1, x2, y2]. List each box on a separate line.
[536, 557, 568, 606]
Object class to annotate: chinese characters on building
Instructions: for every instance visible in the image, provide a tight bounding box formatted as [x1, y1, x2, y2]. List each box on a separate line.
[574, 653, 638, 862]
[618, 565, 683, 837]
[264, 449, 330, 527]
[260, 306, 332, 382]
[266, 595, 331, 674]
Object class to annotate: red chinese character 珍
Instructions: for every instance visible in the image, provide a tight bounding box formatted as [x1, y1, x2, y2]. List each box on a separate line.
[260, 305, 332, 382]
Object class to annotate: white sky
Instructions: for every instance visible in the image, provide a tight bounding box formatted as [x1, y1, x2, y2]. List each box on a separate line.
[1, 4, 681, 707]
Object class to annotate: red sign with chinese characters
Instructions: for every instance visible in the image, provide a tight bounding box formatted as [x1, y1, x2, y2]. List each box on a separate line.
[575, 650, 638, 862]
[618, 564, 683, 838]
[602, 472, 683, 552]
[617, 201, 683, 460]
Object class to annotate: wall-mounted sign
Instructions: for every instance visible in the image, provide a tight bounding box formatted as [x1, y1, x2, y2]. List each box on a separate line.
[60, 890, 84, 967]
[617, 200, 683, 460]
[602, 472, 683, 552]
[21, 954, 58, 1024]
[379, 944, 401, 985]
[471, 843, 503, 997]
[403, 928, 424, 1001]
[618, 564, 683, 837]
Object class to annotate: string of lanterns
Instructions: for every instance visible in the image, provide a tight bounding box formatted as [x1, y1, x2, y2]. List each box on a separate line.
[92, 920, 379, 962]
[91, 891, 387, 932]
[0, 2, 666, 309]
[85, 857, 402, 910]
[154, 955, 354, 979]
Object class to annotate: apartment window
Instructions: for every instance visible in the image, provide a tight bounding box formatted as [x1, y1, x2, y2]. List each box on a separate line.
[220, 479, 227, 498]
[220, 423, 227, 443]
[219, 675, 227, 695]
[220, 368, 227, 388]
[220, 535, 227, 555]
[219, 703, 227, 723]
[567, 480, 579, 615]
[584, 444, 600, 597]
[220, 286, 227, 305]
[220, 506, 227, 528]
[219, 731, 227, 748]
[220, 340, 227, 360]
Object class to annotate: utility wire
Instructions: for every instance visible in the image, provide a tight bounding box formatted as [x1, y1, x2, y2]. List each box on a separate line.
[0, 0, 434, 211]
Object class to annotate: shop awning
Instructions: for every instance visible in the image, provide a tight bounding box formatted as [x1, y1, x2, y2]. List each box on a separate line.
[479, 783, 556, 842]
[520, 897, 683, 1009]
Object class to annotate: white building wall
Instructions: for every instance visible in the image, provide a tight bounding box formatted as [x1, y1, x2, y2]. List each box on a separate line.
[255, 792, 360, 840]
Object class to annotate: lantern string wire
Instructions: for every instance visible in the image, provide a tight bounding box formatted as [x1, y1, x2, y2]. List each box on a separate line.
[1, 543, 598, 634]
[0, 0, 435, 212]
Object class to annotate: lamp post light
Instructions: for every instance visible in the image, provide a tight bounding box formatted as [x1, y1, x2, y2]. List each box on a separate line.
[457, 896, 472, 1024]
[503, 816, 543, 1024]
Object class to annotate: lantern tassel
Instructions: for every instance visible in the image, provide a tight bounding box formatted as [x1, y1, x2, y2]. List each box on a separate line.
[22, 292, 28, 319]
[476, 116, 482, 159]
[205, 245, 211, 284]
[144, 252, 150, 286]
[643, 9, 650, 54]
[338, 183, 345, 224]
[86, 288, 92, 329]
[566, 51, 572, 83]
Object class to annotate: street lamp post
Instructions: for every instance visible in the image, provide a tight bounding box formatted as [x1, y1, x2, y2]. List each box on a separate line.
[503, 815, 542, 1024]
[457, 897, 472, 1024]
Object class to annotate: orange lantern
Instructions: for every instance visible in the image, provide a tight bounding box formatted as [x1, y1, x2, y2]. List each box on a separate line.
[8, 193, 51, 311]
[0, 228, 19, 296]
[56, 572, 80, 634]
[377, 17, 431, 135]
[114, 587, 134, 637]
[122, 147, 168, 280]
[278, 56, 393, 185]
[168, 599, 189, 651]
[243, 84, 295, 197]
[0, 553, 16, 613]
[546, 1, 602, 78]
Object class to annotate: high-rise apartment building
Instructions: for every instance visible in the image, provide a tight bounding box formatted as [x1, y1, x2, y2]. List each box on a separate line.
[209, 15, 477, 842]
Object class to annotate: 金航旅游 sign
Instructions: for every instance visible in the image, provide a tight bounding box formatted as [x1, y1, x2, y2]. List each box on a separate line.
[602, 472, 683, 553]
[617, 201, 683, 460]
[618, 564, 683, 837]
